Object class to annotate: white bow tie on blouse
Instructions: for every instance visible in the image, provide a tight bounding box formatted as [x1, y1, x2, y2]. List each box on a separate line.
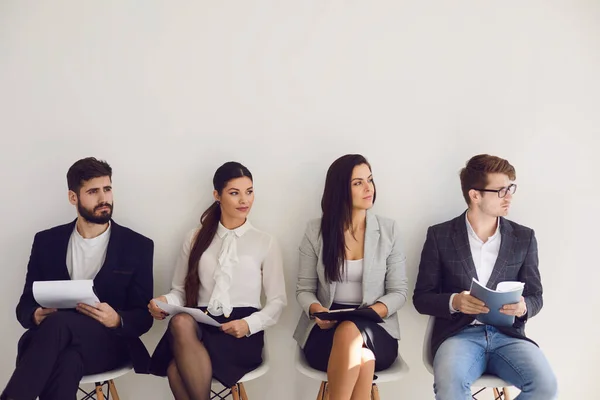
[207, 222, 249, 317]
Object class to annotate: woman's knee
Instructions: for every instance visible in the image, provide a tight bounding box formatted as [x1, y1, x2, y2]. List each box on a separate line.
[168, 313, 197, 336]
[333, 321, 362, 344]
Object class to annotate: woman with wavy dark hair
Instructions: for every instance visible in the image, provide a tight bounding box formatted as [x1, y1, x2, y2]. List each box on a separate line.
[293, 154, 408, 400]
[149, 162, 286, 400]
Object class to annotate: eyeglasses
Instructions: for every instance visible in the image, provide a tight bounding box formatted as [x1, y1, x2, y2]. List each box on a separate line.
[471, 183, 517, 198]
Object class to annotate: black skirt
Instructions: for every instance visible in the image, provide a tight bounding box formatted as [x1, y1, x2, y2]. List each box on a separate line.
[150, 307, 264, 387]
[303, 303, 398, 372]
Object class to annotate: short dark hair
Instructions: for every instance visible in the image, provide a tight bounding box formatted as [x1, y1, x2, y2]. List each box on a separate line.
[460, 154, 516, 205]
[67, 157, 112, 194]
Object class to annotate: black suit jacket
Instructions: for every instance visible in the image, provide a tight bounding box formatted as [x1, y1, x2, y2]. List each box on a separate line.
[15, 219, 154, 373]
[413, 211, 543, 357]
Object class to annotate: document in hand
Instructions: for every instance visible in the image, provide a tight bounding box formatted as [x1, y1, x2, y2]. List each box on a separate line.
[155, 300, 221, 328]
[312, 307, 384, 324]
[33, 280, 100, 309]
[470, 278, 525, 327]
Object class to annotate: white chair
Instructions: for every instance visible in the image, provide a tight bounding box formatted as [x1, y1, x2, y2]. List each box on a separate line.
[423, 316, 512, 400]
[78, 363, 132, 400]
[210, 345, 270, 400]
[295, 345, 409, 400]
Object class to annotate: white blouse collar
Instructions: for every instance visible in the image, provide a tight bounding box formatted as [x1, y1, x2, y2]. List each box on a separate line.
[216, 219, 252, 239]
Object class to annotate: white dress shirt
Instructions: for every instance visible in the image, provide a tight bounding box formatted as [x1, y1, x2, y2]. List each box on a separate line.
[66, 222, 111, 280]
[332, 259, 364, 305]
[449, 213, 501, 315]
[164, 220, 287, 335]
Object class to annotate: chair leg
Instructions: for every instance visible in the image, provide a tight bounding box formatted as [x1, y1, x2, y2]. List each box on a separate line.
[316, 382, 326, 400]
[371, 383, 380, 400]
[492, 387, 512, 400]
[239, 382, 248, 400]
[95, 382, 105, 400]
[108, 379, 120, 400]
[231, 384, 241, 400]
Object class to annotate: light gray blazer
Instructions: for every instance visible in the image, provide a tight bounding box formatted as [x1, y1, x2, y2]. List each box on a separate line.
[293, 211, 408, 348]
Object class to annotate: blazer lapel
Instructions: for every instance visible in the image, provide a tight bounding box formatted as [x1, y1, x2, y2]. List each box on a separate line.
[361, 212, 380, 305]
[451, 212, 479, 282]
[328, 281, 337, 306]
[314, 237, 336, 307]
[486, 218, 516, 290]
[55, 220, 76, 280]
[93, 220, 121, 288]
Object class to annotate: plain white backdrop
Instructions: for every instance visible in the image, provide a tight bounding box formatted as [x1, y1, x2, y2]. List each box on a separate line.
[1, 1, 599, 399]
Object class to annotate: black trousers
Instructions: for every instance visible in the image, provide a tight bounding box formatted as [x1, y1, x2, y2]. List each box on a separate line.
[2, 311, 127, 400]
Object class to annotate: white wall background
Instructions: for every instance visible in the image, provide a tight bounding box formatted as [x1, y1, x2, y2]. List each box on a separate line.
[1, 1, 599, 399]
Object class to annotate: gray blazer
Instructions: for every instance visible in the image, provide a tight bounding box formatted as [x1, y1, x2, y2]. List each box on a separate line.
[293, 212, 408, 347]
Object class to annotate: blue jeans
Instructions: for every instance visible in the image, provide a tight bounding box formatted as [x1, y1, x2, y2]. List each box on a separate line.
[433, 325, 557, 400]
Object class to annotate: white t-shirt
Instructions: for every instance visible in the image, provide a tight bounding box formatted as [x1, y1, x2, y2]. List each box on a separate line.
[66, 223, 111, 280]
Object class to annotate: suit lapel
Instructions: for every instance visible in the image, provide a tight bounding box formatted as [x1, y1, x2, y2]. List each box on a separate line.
[55, 220, 76, 280]
[451, 211, 479, 281]
[486, 218, 516, 290]
[93, 220, 121, 287]
[361, 212, 380, 305]
[325, 212, 380, 306]
[313, 237, 336, 306]
[328, 281, 337, 306]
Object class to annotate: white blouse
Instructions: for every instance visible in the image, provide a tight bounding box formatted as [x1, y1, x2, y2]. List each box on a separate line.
[163, 220, 287, 335]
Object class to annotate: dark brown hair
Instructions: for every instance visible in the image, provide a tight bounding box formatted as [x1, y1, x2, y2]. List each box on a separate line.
[67, 157, 112, 194]
[321, 154, 376, 283]
[184, 162, 252, 306]
[460, 154, 516, 205]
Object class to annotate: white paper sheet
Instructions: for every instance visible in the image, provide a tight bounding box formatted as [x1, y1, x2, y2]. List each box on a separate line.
[155, 300, 221, 327]
[33, 280, 100, 309]
[496, 281, 525, 292]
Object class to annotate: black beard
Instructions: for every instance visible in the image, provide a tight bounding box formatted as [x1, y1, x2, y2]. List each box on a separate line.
[78, 200, 113, 224]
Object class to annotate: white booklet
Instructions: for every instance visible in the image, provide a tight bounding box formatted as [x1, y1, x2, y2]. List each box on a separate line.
[33, 280, 100, 309]
[155, 300, 221, 327]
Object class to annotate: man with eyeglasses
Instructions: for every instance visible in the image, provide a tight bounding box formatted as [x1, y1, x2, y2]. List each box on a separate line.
[413, 154, 557, 399]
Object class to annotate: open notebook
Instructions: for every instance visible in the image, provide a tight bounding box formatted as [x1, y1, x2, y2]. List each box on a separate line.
[470, 278, 525, 327]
